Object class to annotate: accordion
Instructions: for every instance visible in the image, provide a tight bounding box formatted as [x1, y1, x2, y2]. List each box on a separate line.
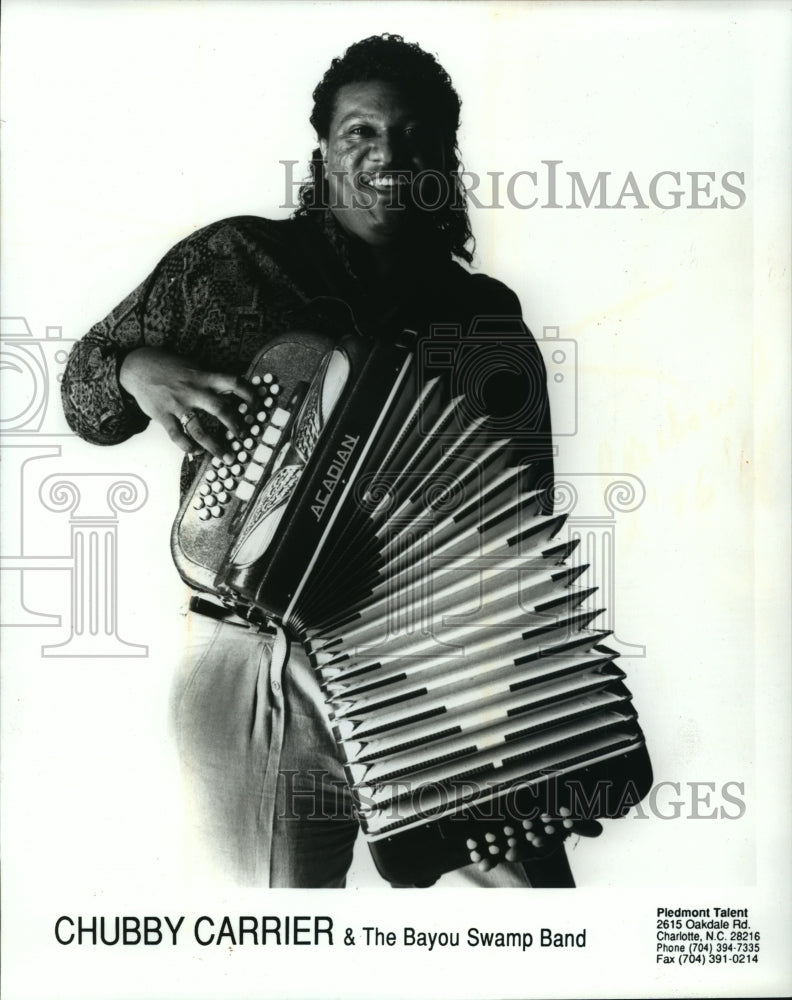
[171, 325, 652, 886]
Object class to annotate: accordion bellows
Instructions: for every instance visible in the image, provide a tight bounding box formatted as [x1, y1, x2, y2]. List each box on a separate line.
[172, 328, 652, 885]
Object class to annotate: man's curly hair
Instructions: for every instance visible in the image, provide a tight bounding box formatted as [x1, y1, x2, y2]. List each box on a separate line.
[295, 34, 474, 264]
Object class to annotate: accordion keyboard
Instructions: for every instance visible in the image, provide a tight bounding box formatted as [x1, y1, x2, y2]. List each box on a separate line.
[191, 373, 288, 518]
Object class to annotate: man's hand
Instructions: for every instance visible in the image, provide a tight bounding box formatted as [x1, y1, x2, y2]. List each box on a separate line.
[119, 347, 258, 458]
[465, 810, 604, 873]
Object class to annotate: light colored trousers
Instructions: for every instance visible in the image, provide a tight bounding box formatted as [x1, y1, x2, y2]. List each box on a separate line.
[171, 614, 532, 888]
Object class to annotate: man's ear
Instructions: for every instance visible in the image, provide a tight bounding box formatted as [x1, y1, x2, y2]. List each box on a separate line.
[319, 138, 328, 160]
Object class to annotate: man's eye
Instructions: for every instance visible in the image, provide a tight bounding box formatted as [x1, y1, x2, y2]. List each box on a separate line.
[348, 125, 372, 137]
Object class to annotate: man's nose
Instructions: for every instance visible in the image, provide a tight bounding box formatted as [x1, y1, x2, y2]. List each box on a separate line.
[368, 135, 394, 165]
[367, 131, 410, 167]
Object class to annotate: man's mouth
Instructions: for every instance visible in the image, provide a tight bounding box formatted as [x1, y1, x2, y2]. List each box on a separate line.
[358, 172, 411, 191]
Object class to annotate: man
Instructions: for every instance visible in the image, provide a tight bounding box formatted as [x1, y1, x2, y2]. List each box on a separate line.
[62, 34, 595, 887]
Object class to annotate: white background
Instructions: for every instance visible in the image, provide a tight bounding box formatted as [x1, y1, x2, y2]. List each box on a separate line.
[1, 1, 790, 998]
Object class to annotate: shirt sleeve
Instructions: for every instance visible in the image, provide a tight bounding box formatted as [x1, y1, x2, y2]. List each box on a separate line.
[468, 275, 555, 511]
[61, 240, 188, 446]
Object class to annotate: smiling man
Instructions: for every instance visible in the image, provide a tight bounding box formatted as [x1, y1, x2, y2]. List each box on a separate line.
[62, 34, 586, 888]
[320, 78, 445, 252]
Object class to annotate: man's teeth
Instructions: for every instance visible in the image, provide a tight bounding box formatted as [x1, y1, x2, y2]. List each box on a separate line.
[363, 175, 406, 189]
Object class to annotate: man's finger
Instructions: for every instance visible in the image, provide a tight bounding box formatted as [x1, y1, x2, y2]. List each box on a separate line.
[181, 413, 228, 460]
[166, 419, 203, 455]
[571, 819, 604, 839]
[194, 390, 249, 439]
[209, 372, 258, 408]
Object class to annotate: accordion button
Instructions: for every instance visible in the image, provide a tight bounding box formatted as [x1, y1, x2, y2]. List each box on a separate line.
[244, 414, 254, 425]
[218, 466, 230, 480]
[238, 402, 248, 415]
[488, 845, 500, 856]
[263, 373, 273, 384]
[193, 499, 204, 509]
[253, 444, 273, 464]
[210, 506, 223, 518]
[264, 397, 274, 408]
[199, 484, 211, 496]
[211, 458, 222, 468]
[237, 451, 248, 463]
[222, 452, 234, 465]
[211, 481, 222, 494]
[199, 509, 211, 520]
[270, 407, 289, 428]
[231, 441, 241, 452]
[235, 481, 255, 501]
[251, 375, 262, 386]
[249, 424, 261, 436]
[205, 469, 217, 482]
[270, 384, 280, 395]
[225, 479, 236, 490]
[503, 825, 515, 836]
[217, 491, 229, 503]
[204, 495, 217, 508]
[484, 832, 496, 843]
[225, 430, 235, 440]
[230, 463, 242, 477]
[243, 437, 254, 449]
[470, 851, 482, 864]
[256, 411, 267, 422]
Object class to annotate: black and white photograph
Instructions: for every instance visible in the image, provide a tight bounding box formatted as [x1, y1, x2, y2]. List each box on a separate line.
[1, 2, 790, 998]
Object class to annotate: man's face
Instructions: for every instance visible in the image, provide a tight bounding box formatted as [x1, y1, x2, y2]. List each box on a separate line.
[319, 80, 447, 249]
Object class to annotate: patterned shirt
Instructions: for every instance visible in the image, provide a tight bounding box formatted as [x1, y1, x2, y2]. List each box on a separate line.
[61, 210, 554, 494]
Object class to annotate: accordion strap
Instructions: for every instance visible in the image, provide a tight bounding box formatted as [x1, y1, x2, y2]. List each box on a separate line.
[188, 595, 277, 635]
[521, 845, 575, 888]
